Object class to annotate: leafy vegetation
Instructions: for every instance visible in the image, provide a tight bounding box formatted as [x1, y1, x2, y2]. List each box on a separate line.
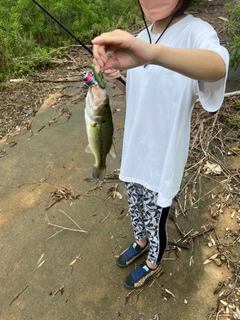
[0, 0, 141, 81]
[225, 2, 240, 70]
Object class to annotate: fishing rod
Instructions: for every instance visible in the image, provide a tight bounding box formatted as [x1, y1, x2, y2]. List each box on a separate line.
[31, 0, 126, 86]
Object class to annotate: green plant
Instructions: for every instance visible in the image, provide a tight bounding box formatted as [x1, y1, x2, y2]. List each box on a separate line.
[227, 114, 240, 128]
[225, 2, 240, 70]
[0, 0, 142, 81]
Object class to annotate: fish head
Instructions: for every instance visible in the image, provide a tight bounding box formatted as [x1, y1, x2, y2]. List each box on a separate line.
[86, 85, 110, 117]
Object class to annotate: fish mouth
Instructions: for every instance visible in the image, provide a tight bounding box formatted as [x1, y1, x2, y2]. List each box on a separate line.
[88, 85, 107, 110]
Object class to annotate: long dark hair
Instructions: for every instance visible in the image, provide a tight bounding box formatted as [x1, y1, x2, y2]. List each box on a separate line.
[176, 0, 193, 16]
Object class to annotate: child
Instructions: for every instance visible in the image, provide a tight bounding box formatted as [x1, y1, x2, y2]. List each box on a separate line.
[92, 0, 229, 289]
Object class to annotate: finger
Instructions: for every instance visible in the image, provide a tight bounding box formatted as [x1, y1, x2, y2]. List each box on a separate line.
[100, 59, 119, 71]
[93, 44, 107, 63]
[92, 30, 129, 47]
[104, 69, 117, 75]
[93, 54, 108, 73]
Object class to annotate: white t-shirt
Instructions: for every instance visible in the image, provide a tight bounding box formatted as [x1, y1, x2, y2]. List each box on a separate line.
[119, 15, 229, 207]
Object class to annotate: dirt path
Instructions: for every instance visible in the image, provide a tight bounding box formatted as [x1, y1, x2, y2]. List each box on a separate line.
[1, 79, 239, 320]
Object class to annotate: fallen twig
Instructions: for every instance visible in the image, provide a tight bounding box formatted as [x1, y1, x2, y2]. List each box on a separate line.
[183, 227, 215, 243]
[46, 229, 64, 241]
[102, 211, 111, 222]
[69, 254, 81, 267]
[9, 285, 28, 306]
[45, 209, 87, 238]
[169, 209, 186, 237]
[86, 181, 104, 194]
[52, 286, 64, 297]
[58, 209, 84, 231]
[48, 106, 72, 125]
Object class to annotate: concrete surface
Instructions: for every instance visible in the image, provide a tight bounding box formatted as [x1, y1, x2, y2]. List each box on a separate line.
[0, 82, 231, 320]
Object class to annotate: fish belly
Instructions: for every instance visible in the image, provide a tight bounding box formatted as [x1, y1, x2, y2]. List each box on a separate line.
[85, 108, 115, 181]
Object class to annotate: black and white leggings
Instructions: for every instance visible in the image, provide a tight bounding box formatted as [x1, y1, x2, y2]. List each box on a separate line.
[125, 182, 170, 265]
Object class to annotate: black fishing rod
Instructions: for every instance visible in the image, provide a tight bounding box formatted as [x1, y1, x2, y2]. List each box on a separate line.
[32, 0, 126, 86]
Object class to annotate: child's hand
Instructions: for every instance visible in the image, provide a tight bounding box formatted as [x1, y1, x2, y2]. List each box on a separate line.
[103, 69, 121, 83]
[92, 30, 151, 72]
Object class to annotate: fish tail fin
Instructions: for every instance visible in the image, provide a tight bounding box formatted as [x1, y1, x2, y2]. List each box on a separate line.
[92, 166, 106, 181]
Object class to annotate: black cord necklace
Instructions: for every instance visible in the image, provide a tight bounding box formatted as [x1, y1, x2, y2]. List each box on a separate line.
[139, 5, 177, 68]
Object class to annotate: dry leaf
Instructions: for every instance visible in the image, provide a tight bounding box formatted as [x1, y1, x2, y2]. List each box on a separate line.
[116, 192, 122, 199]
[220, 300, 228, 306]
[165, 288, 175, 298]
[202, 161, 222, 175]
[203, 253, 218, 264]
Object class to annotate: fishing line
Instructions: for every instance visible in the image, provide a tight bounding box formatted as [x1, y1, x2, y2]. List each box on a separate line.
[31, 0, 92, 55]
[31, 0, 126, 86]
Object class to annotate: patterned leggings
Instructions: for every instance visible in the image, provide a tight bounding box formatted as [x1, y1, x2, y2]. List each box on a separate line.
[125, 182, 170, 265]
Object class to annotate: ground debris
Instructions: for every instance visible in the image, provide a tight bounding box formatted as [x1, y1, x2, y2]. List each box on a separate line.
[0, 79, 52, 141]
[85, 170, 121, 197]
[210, 272, 240, 319]
[160, 284, 176, 300]
[48, 105, 72, 125]
[182, 225, 215, 243]
[69, 254, 81, 267]
[0, 149, 7, 157]
[9, 285, 28, 306]
[37, 253, 45, 268]
[45, 187, 80, 210]
[69, 254, 82, 275]
[45, 209, 87, 239]
[105, 169, 120, 180]
[85, 181, 104, 194]
[52, 286, 65, 297]
[169, 95, 240, 317]
[202, 161, 223, 175]
[206, 228, 240, 319]
[107, 183, 122, 200]
[8, 140, 18, 147]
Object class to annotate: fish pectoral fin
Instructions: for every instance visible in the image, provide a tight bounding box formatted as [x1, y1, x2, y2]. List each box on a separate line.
[109, 142, 116, 159]
[92, 166, 106, 181]
[85, 144, 93, 154]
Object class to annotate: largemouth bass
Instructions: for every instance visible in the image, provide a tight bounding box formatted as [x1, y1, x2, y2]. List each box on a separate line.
[85, 84, 116, 181]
